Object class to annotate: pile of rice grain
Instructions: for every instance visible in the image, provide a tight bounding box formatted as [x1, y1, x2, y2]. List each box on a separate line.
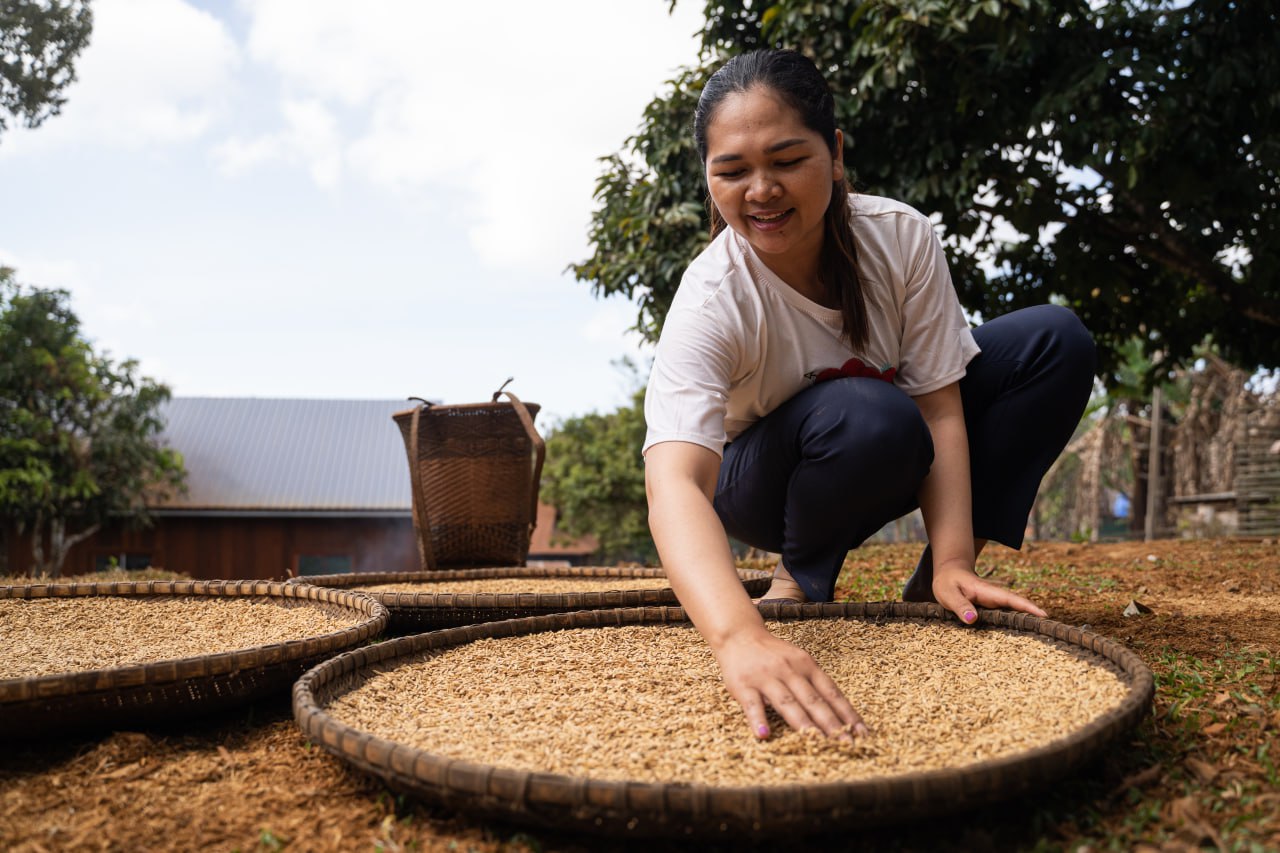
[0, 597, 359, 679]
[326, 620, 1131, 786]
[356, 577, 672, 595]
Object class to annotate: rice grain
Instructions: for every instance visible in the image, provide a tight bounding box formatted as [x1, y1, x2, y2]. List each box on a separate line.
[0, 597, 360, 679]
[356, 578, 673, 595]
[326, 619, 1131, 787]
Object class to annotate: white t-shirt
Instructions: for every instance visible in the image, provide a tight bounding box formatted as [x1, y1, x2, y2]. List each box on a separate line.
[643, 194, 980, 457]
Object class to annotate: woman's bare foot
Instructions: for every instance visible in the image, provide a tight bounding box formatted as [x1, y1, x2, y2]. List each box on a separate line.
[762, 563, 807, 602]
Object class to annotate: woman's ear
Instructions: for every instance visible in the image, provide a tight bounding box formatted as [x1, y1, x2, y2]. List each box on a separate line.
[832, 129, 846, 180]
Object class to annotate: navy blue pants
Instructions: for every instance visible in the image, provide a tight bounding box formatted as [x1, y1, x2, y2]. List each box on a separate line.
[713, 304, 1096, 602]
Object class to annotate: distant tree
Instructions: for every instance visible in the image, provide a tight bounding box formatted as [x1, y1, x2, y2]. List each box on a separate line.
[541, 384, 654, 565]
[0, 269, 185, 577]
[573, 0, 1280, 384]
[0, 0, 93, 141]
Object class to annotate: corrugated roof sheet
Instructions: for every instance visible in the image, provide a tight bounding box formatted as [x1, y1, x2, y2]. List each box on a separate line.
[155, 397, 420, 512]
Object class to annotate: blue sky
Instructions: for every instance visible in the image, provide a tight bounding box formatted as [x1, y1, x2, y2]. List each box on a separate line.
[0, 0, 706, 425]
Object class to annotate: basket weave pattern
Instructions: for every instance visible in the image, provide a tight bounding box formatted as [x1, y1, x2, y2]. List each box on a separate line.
[293, 602, 1154, 838]
[0, 580, 387, 735]
[393, 397, 544, 570]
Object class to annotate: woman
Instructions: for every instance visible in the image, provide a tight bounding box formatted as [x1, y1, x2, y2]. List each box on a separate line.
[643, 49, 1095, 741]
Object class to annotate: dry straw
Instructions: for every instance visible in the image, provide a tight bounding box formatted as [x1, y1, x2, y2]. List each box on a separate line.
[0, 580, 387, 736]
[293, 602, 1154, 838]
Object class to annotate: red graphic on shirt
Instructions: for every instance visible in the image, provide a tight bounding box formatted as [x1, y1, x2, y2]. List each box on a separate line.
[808, 357, 897, 385]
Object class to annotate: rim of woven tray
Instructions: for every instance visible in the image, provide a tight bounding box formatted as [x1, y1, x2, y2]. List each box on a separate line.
[0, 580, 388, 704]
[288, 566, 774, 610]
[293, 601, 1155, 831]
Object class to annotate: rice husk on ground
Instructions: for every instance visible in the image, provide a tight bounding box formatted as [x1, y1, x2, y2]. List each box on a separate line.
[0, 597, 360, 679]
[1, 540, 1277, 852]
[325, 619, 1130, 786]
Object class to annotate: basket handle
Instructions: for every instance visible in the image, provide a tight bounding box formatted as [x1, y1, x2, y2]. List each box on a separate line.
[408, 403, 438, 570]
[494, 389, 546, 532]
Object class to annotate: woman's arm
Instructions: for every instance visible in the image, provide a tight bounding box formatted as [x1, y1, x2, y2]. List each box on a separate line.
[645, 440, 865, 739]
[913, 382, 1046, 622]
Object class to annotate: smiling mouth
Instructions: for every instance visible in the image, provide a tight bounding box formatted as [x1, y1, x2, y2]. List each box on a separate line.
[749, 210, 792, 222]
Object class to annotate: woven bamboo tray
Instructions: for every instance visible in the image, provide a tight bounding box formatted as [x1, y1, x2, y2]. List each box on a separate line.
[294, 602, 1154, 838]
[289, 566, 773, 633]
[0, 580, 387, 736]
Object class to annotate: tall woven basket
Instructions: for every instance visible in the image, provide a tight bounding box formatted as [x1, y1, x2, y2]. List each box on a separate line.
[393, 383, 545, 570]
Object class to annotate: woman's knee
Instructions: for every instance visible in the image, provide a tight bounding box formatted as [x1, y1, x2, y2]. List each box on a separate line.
[798, 378, 933, 477]
[1034, 304, 1097, 374]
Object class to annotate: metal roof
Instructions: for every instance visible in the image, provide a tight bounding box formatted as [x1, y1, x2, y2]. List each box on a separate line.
[154, 397, 421, 514]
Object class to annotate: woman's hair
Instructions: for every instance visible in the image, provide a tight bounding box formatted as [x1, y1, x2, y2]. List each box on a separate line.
[694, 49, 868, 348]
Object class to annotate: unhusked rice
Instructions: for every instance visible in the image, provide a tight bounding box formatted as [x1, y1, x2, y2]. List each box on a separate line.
[326, 619, 1132, 787]
[0, 597, 359, 679]
[356, 578, 672, 595]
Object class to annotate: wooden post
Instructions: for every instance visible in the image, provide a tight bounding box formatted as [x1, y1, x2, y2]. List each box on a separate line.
[1145, 386, 1163, 541]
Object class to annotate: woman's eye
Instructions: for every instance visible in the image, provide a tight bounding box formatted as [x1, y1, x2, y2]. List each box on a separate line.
[776, 158, 806, 168]
[715, 169, 745, 179]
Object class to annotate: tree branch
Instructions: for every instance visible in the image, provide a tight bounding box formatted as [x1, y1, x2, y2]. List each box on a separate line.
[51, 520, 98, 576]
[1089, 176, 1280, 327]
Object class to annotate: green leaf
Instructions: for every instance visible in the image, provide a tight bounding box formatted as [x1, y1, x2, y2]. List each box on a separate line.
[0, 270, 188, 576]
[761, 4, 782, 33]
[575, 0, 1280, 383]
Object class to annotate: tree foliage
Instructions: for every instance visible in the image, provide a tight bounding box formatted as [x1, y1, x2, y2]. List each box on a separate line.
[0, 269, 185, 576]
[0, 0, 93, 141]
[540, 387, 654, 565]
[573, 0, 1280, 383]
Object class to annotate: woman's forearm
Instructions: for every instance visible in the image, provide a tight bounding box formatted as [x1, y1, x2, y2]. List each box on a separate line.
[644, 442, 766, 648]
[913, 383, 976, 573]
[912, 383, 1048, 621]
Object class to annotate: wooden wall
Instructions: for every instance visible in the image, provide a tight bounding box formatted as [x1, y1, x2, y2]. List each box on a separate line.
[4, 516, 420, 580]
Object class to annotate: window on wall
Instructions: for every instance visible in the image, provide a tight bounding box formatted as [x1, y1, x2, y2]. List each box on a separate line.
[296, 555, 354, 576]
[95, 553, 153, 571]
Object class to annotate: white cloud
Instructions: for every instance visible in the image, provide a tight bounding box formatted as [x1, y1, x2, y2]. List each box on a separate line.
[0, 247, 156, 367]
[211, 133, 280, 176]
[582, 299, 640, 345]
[241, 0, 417, 106]
[214, 97, 343, 188]
[2, 0, 239, 154]
[0, 3, 705, 420]
[230, 0, 703, 273]
[0, 249, 89, 291]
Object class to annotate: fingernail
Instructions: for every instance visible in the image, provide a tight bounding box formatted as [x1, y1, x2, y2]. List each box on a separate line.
[854, 723, 869, 737]
[962, 610, 977, 624]
[756, 724, 770, 738]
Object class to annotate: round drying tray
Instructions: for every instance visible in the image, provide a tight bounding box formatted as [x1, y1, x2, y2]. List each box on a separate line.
[0, 580, 387, 736]
[289, 566, 773, 633]
[294, 602, 1154, 838]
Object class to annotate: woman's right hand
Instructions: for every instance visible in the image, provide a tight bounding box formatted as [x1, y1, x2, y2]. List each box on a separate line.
[644, 442, 865, 741]
[713, 625, 868, 740]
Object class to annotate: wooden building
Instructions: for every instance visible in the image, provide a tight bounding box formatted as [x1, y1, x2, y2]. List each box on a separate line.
[4, 397, 594, 580]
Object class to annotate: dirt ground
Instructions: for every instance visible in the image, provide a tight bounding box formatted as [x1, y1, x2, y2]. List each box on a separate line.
[1, 539, 1277, 852]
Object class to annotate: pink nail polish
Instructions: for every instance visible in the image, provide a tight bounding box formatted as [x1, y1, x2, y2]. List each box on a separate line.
[963, 610, 976, 623]
[756, 724, 770, 738]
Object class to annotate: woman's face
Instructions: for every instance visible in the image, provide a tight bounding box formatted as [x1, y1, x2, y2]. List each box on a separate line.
[703, 85, 843, 287]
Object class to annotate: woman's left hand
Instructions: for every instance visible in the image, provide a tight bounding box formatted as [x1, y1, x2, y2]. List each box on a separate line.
[931, 560, 1047, 625]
